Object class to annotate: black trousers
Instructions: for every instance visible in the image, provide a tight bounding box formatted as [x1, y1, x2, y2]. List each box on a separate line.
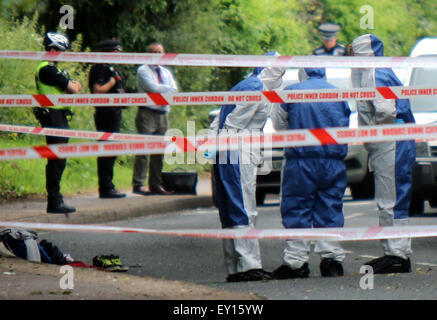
[94, 108, 122, 192]
[35, 108, 70, 201]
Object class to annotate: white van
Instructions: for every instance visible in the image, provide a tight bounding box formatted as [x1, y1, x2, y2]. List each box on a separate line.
[404, 37, 437, 214]
[344, 37, 437, 214]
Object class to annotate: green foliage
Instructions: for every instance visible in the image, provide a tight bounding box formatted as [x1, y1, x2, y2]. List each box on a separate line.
[318, 0, 430, 56]
[0, 1, 437, 199]
[0, 0, 44, 19]
[0, 15, 41, 133]
[0, 14, 93, 132]
[0, 14, 97, 199]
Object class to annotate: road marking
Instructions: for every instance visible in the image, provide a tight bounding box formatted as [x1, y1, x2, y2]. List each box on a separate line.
[360, 255, 378, 259]
[345, 213, 366, 220]
[414, 262, 437, 267]
[343, 250, 354, 254]
[344, 200, 376, 205]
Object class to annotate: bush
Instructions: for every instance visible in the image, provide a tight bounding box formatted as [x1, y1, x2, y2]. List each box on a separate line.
[0, 15, 99, 199]
[0, 13, 213, 199]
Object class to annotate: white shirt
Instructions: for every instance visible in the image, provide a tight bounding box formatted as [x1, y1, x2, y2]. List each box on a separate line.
[136, 64, 178, 113]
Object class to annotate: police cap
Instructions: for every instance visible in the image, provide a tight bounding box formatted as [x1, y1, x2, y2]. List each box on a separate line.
[318, 23, 341, 40]
[97, 39, 122, 52]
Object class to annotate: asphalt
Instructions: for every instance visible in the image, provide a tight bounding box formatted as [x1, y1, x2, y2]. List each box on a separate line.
[0, 178, 213, 225]
[0, 177, 263, 300]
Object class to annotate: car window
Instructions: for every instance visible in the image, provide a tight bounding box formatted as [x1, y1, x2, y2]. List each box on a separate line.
[409, 58, 437, 113]
[328, 76, 357, 112]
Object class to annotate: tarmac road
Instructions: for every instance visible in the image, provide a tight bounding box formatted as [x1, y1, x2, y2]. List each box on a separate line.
[39, 195, 437, 300]
[0, 178, 262, 301]
[2, 178, 437, 303]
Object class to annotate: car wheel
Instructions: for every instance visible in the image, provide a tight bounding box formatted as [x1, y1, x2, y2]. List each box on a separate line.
[409, 197, 424, 216]
[349, 171, 375, 200]
[256, 190, 266, 206]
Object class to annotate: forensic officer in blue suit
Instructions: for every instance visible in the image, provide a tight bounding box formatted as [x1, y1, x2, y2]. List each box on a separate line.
[271, 67, 351, 279]
[209, 52, 285, 282]
[313, 23, 348, 56]
[350, 34, 416, 273]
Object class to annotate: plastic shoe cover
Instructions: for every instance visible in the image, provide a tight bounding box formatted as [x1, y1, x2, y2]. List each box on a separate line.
[363, 255, 411, 274]
[320, 258, 344, 277]
[272, 263, 310, 279]
[226, 269, 273, 282]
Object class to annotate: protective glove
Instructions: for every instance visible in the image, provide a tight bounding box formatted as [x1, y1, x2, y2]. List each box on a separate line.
[204, 151, 217, 159]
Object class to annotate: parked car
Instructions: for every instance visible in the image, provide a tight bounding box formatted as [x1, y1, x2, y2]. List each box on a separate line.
[403, 37, 437, 214]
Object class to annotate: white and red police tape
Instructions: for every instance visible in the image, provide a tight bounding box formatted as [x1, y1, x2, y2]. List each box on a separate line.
[0, 123, 165, 142]
[1, 50, 437, 68]
[0, 85, 436, 107]
[1, 220, 437, 241]
[1, 50, 437, 240]
[0, 122, 435, 160]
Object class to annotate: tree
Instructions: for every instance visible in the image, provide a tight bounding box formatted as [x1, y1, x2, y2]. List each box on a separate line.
[320, 0, 426, 56]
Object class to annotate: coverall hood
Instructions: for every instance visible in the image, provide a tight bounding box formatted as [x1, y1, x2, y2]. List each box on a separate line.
[253, 51, 285, 90]
[258, 66, 285, 90]
[350, 34, 384, 88]
[351, 34, 384, 57]
[251, 51, 279, 76]
[298, 67, 326, 82]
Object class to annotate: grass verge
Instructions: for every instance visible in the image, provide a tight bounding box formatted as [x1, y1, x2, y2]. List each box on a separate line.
[0, 135, 211, 202]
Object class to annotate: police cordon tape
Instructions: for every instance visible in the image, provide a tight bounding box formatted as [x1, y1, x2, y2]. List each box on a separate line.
[0, 123, 166, 142]
[0, 122, 435, 160]
[0, 121, 432, 147]
[0, 85, 436, 107]
[1, 220, 437, 241]
[1, 50, 437, 68]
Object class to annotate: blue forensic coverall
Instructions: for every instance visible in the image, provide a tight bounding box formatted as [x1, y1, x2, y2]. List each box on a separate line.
[271, 68, 351, 269]
[209, 61, 285, 275]
[351, 34, 416, 259]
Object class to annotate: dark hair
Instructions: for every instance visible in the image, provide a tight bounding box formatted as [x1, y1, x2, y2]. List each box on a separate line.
[97, 38, 121, 52]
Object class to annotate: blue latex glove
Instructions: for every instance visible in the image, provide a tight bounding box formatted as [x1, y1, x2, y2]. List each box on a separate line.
[204, 151, 217, 159]
[395, 118, 405, 124]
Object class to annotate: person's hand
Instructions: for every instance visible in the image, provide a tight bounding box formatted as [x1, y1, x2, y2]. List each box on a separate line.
[68, 80, 82, 93]
[74, 80, 82, 91]
[204, 151, 217, 159]
[109, 76, 117, 87]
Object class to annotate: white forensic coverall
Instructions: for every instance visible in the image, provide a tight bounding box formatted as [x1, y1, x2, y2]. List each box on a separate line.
[210, 61, 285, 275]
[351, 34, 416, 259]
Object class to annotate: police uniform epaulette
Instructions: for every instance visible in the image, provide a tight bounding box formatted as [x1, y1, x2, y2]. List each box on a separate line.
[313, 47, 327, 55]
[313, 44, 347, 56]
